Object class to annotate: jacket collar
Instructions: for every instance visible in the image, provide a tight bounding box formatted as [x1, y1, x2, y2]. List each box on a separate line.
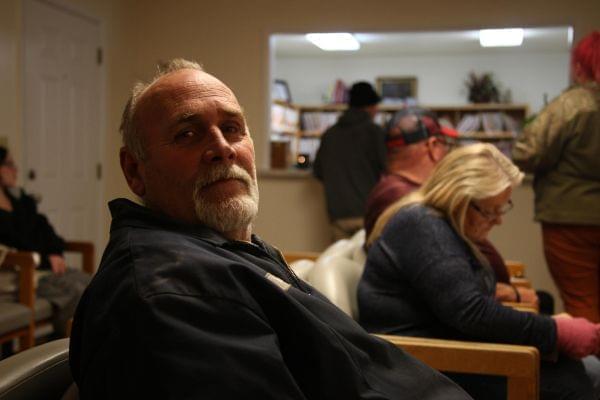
[108, 198, 262, 248]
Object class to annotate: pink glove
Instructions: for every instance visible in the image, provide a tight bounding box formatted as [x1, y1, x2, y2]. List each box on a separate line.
[554, 317, 600, 358]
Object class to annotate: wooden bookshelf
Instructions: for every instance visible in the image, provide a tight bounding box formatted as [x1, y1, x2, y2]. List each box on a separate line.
[270, 102, 529, 168]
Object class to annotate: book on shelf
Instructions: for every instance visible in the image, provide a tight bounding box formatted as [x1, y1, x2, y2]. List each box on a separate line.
[301, 112, 340, 133]
[331, 80, 348, 104]
[271, 103, 299, 133]
[456, 114, 481, 133]
[456, 112, 520, 137]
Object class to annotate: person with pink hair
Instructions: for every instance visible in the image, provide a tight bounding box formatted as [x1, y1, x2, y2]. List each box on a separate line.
[513, 31, 600, 322]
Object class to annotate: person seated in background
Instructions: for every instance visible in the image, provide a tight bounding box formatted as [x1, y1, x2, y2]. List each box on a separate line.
[0, 146, 66, 273]
[69, 58, 471, 399]
[363, 109, 544, 310]
[0, 146, 90, 337]
[359, 143, 600, 400]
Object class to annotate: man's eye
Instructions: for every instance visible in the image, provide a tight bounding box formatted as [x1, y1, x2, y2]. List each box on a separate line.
[222, 124, 243, 135]
[173, 131, 198, 145]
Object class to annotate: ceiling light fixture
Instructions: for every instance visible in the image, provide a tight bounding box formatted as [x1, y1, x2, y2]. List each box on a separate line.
[305, 33, 360, 51]
[479, 28, 524, 47]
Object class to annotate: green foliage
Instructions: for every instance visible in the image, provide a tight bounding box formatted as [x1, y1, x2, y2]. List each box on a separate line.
[465, 72, 500, 103]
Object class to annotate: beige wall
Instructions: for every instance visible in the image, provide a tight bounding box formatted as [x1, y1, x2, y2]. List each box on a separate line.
[2, 0, 599, 309]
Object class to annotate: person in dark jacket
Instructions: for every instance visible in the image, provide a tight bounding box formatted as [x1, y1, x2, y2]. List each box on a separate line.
[313, 81, 386, 240]
[0, 146, 66, 273]
[359, 143, 600, 400]
[0, 146, 90, 337]
[69, 58, 471, 399]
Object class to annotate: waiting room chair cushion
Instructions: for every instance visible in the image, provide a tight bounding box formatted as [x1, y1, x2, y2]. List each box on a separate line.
[0, 338, 72, 400]
[0, 303, 30, 336]
[289, 259, 315, 282]
[310, 254, 364, 319]
[34, 298, 53, 322]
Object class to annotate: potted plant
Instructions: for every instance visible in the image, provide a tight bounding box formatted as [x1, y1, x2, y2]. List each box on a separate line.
[465, 72, 500, 103]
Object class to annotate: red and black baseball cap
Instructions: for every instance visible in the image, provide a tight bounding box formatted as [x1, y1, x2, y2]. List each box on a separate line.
[385, 109, 458, 149]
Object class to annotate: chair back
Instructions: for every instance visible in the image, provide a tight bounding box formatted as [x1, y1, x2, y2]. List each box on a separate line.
[310, 255, 364, 319]
[0, 339, 76, 400]
[288, 259, 315, 281]
[309, 230, 367, 319]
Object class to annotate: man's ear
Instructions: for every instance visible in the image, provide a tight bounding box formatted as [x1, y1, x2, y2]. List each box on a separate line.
[425, 137, 444, 163]
[120, 147, 146, 197]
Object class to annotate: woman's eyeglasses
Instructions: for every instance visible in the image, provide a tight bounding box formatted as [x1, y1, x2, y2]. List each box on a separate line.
[470, 199, 513, 221]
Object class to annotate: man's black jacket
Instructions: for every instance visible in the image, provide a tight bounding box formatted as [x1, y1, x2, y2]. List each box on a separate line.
[69, 198, 470, 399]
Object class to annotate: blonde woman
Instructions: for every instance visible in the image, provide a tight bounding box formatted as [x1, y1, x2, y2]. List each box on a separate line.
[358, 143, 600, 400]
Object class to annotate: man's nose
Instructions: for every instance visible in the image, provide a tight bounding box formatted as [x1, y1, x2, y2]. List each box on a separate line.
[202, 128, 236, 164]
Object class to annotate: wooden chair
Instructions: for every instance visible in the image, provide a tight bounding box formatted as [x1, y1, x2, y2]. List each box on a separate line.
[0, 252, 37, 351]
[0, 241, 95, 350]
[378, 335, 539, 400]
[506, 261, 532, 289]
[293, 237, 540, 400]
[282, 251, 319, 264]
[64, 241, 95, 275]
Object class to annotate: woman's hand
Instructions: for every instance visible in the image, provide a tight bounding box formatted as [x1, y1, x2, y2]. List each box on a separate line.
[495, 283, 539, 306]
[495, 283, 517, 301]
[517, 287, 539, 306]
[49, 254, 67, 275]
[553, 315, 600, 358]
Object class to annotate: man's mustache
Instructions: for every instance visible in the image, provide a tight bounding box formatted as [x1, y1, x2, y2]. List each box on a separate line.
[194, 164, 253, 191]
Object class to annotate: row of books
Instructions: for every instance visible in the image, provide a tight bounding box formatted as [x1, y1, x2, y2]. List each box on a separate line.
[271, 103, 300, 133]
[301, 111, 396, 133]
[455, 112, 519, 135]
[301, 112, 341, 133]
[273, 107, 521, 138]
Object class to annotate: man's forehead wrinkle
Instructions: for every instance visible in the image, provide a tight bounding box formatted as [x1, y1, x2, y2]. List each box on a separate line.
[144, 78, 239, 109]
[176, 104, 243, 122]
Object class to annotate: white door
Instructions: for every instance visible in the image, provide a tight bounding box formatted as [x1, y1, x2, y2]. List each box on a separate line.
[23, 0, 103, 254]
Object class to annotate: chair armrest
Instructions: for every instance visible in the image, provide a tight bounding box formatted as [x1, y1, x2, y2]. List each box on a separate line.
[1, 251, 38, 308]
[510, 277, 532, 289]
[65, 241, 95, 274]
[282, 251, 319, 264]
[376, 334, 539, 400]
[506, 261, 526, 278]
[502, 301, 539, 314]
[0, 338, 71, 398]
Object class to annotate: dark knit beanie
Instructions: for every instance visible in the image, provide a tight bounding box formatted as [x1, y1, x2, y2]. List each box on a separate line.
[348, 82, 381, 108]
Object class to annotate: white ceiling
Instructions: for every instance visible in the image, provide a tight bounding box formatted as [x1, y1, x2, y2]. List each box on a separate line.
[273, 27, 572, 58]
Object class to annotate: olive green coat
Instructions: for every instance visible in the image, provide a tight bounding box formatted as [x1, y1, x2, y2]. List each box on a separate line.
[512, 82, 600, 225]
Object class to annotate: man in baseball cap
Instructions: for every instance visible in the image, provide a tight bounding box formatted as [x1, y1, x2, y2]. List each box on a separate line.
[364, 108, 541, 312]
[364, 107, 457, 239]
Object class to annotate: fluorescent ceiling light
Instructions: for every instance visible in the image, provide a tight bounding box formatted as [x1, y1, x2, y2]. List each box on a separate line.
[479, 28, 524, 47]
[305, 33, 360, 51]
